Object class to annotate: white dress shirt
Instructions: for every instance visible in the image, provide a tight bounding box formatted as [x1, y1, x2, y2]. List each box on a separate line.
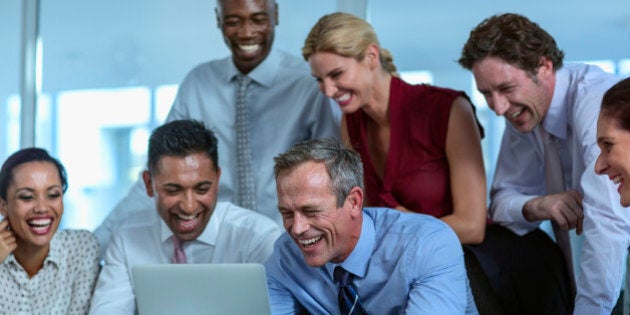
[94, 48, 340, 256]
[89, 202, 282, 315]
[490, 63, 630, 315]
[0, 230, 100, 315]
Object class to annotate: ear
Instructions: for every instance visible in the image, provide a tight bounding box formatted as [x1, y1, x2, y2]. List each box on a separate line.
[0, 198, 7, 218]
[345, 186, 364, 218]
[365, 43, 380, 70]
[215, 166, 222, 181]
[536, 56, 554, 80]
[215, 7, 221, 29]
[142, 171, 154, 197]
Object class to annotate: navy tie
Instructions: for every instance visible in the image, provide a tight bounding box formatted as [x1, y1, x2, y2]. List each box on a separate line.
[333, 266, 366, 315]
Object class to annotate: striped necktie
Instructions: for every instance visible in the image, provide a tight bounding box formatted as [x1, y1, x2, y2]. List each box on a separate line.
[172, 236, 187, 264]
[235, 75, 256, 210]
[333, 266, 366, 315]
[537, 126, 576, 298]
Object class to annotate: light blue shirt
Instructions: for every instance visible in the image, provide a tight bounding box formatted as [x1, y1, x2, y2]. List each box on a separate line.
[94, 48, 340, 255]
[265, 207, 476, 314]
[490, 63, 630, 315]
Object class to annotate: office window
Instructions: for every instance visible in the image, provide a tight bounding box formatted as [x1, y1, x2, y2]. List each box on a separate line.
[400, 70, 433, 85]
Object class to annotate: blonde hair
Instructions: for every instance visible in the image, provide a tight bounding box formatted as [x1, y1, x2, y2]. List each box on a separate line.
[302, 12, 398, 76]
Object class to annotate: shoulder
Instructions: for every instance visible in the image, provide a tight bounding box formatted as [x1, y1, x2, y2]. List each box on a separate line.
[365, 208, 458, 244]
[55, 229, 100, 264]
[393, 78, 464, 113]
[217, 202, 282, 237]
[179, 57, 231, 84]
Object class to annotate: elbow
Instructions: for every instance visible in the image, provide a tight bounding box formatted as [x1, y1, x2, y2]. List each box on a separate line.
[460, 220, 487, 245]
[463, 228, 485, 245]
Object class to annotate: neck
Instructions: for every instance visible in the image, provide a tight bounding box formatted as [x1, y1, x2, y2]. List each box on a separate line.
[13, 240, 49, 278]
[362, 71, 392, 126]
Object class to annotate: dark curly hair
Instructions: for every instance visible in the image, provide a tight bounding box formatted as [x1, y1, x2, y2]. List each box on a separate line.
[459, 13, 564, 77]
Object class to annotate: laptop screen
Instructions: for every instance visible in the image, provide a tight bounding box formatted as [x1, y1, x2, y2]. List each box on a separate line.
[132, 263, 272, 315]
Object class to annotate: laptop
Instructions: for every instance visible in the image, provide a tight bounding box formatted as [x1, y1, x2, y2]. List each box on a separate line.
[132, 263, 272, 315]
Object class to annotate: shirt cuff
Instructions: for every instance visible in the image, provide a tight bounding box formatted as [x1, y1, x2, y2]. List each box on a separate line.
[573, 303, 611, 315]
[493, 194, 540, 236]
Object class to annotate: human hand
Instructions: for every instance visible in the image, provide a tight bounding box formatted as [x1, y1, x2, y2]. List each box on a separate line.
[522, 189, 584, 234]
[0, 219, 17, 263]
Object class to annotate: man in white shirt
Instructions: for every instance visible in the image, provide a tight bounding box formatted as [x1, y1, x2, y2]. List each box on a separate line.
[459, 13, 630, 315]
[89, 119, 281, 314]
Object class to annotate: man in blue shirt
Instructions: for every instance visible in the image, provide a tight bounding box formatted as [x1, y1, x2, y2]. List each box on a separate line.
[265, 138, 476, 314]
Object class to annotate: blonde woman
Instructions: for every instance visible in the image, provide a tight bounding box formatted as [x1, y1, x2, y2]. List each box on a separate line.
[303, 12, 487, 245]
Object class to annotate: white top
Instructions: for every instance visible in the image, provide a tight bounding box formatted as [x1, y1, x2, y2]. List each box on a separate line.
[490, 63, 630, 315]
[94, 48, 341, 257]
[89, 201, 281, 315]
[0, 230, 100, 315]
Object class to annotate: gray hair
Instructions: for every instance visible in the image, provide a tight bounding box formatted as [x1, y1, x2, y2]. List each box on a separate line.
[273, 138, 363, 207]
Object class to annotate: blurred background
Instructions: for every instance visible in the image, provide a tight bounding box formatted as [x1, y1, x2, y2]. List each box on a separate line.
[2, 0, 629, 232]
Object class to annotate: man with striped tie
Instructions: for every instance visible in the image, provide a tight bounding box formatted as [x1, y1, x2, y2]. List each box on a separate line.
[89, 120, 281, 314]
[265, 139, 475, 314]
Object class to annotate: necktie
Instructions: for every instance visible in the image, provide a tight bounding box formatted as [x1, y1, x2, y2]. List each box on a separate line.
[235, 75, 256, 210]
[333, 266, 366, 315]
[172, 236, 187, 264]
[537, 126, 576, 298]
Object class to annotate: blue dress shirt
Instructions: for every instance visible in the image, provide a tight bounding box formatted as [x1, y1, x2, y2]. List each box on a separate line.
[265, 207, 476, 314]
[490, 63, 630, 315]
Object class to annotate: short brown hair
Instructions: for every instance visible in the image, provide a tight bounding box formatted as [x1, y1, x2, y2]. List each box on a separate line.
[459, 13, 564, 76]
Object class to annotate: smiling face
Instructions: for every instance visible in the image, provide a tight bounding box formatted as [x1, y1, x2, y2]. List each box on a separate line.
[472, 56, 555, 133]
[309, 50, 376, 114]
[143, 153, 220, 242]
[216, 0, 277, 74]
[0, 161, 63, 251]
[595, 113, 630, 206]
[276, 161, 362, 267]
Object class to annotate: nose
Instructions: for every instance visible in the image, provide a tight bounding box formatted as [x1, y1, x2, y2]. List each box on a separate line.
[33, 198, 47, 213]
[180, 191, 197, 214]
[594, 152, 608, 175]
[291, 212, 309, 235]
[320, 79, 337, 98]
[488, 93, 509, 116]
[237, 20, 255, 38]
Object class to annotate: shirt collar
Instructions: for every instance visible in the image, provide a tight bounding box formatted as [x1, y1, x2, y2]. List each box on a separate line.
[543, 66, 570, 140]
[325, 211, 375, 280]
[2, 232, 62, 268]
[227, 48, 279, 88]
[159, 202, 227, 246]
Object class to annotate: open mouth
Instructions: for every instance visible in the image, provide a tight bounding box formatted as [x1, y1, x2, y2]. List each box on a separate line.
[299, 236, 322, 248]
[174, 212, 201, 231]
[507, 110, 522, 120]
[238, 44, 262, 57]
[27, 218, 53, 234]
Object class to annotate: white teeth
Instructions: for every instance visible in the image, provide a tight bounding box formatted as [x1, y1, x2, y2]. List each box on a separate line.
[335, 93, 350, 103]
[299, 236, 321, 246]
[176, 213, 198, 221]
[239, 44, 260, 53]
[613, 176, 623, 184]
[28, 218, 52, 227]
[508, 110, 521, 119]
